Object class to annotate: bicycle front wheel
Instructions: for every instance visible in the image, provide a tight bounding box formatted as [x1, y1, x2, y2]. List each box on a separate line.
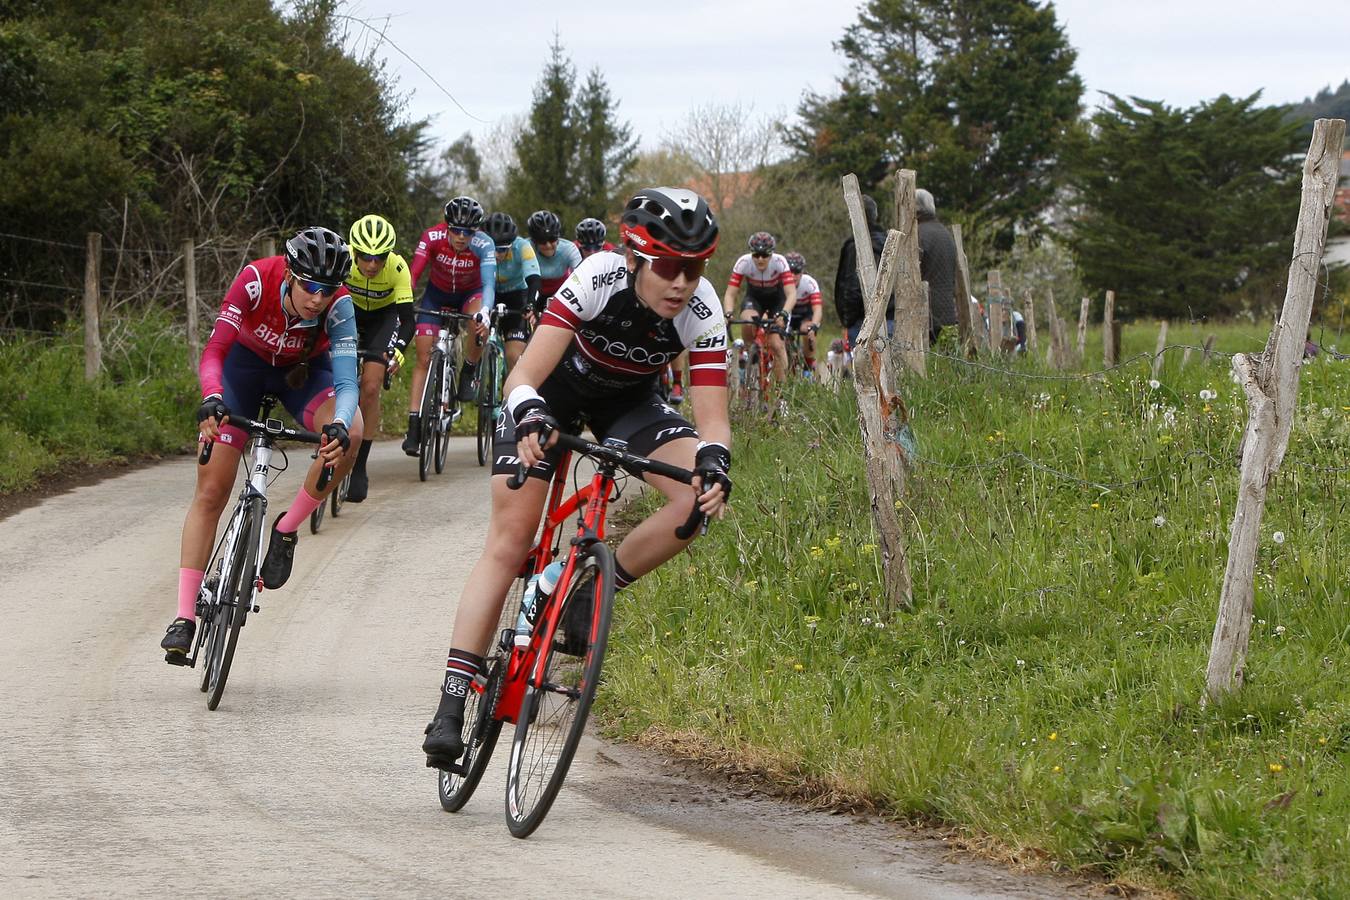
[475, 342, 501, 466]
[419, 354, 441, 482]
[309, 495, 326, 534]
[331, 472, 350, 518]
[504, 542, 616, 838]
[205, 498, 262, 711]
[435, 354, 454, 474]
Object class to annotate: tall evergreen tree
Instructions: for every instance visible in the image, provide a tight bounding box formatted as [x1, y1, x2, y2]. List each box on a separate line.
[1064, 93, 1303, 319]
[787, 0, 1082, 245]
[505, 32, 579, 219]
[573, 66, 637, 218]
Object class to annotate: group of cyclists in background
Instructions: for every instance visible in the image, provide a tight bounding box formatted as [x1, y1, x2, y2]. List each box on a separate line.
[159, 183, 834, 773]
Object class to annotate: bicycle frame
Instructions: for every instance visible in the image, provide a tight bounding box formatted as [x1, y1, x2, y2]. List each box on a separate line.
[492, 448, 614, 723]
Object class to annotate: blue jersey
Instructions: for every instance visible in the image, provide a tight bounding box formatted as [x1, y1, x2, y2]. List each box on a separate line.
[495, 237, 541, 292]
[534, 237, 583, 297]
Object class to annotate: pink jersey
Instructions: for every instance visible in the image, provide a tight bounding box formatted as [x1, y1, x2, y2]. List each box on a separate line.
[410, 225, 497, 295]
[199, 256, 353, 395]
[727, 253, 796, 291]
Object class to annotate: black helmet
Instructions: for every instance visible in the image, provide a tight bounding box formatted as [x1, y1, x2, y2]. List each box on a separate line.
[444, 196, 484, 229]
[485, 212, 517, 249]
[619, 188, 718, 260]
[784, 251, 805, 275]
[285, 226, 350, 289]
[748, 231, 776, 255]
[526, 209, 562, 242]
[575, 217, 607, 248]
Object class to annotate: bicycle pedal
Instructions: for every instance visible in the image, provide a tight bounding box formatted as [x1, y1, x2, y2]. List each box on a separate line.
[164, 651, 192, 667]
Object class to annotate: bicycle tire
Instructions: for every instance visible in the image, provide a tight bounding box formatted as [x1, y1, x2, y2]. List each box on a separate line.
[504, 542, 616, 838]
[742, 345, 762, 413]
[206, 498, 262, 711]
[419, 353, 441, 482]
[437, 656, 505, 812]
[309, 495, 326, 534]
[435, 351, 455, 474]
[475, 342, 500, 466]
[331, 472, 350, 518]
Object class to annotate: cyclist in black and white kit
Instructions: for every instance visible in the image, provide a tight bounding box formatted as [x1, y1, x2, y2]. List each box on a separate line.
[721, 231, 797, 384]
[422, 188, 733, 769]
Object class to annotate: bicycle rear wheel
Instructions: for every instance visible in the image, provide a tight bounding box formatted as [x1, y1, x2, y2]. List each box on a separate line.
[309, 495, 326, 534]
[205, 498, 261, 710]
[475, 342, 501, 467]
[504, 542, 616, 838]
[419, 354, 441, 482]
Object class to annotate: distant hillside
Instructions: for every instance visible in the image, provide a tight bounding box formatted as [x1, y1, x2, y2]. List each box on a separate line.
[1286, 80, 1350, 128]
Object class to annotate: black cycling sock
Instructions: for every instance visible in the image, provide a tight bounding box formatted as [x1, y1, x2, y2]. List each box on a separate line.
[436, 648, 483, 720]
[460, 360, 475, 382]
[407, 412, 419, 433]
[354, 438, 373, 472]
[614, 559, 639, 592]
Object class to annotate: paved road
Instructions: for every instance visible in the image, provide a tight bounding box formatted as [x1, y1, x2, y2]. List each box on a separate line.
[0, 440, 1082, 898]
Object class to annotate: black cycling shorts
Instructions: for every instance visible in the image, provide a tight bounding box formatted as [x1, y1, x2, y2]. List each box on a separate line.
[353, 304, 400, 365]
[491, 379, 698, 482]
[740, 284, 787, 317]
[494, 289, 532, 344]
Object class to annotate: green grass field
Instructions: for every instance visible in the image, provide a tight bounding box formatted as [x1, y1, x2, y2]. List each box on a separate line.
[599, 321, 1349, 897]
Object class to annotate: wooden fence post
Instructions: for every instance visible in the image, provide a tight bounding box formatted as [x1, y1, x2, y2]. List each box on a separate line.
[842, 173, 913, 610]
[261, 238, 277, 258]
[892, 170, 926, 375]
[1102, 290, 1116, 366]
[1151, 320, 1169, 379]
[951, 223, 975, 355]
[1044, 289, 1064, 368]
[1076, 297, 1090, 363]
[1204, 117, 1346, 703]
[1023, 288, 1037, 356]
[184, 239, 199, 363]
[987, 271, 1005, 352]
[84, 232, 102, 381]
[1202, 334, 1217, 362]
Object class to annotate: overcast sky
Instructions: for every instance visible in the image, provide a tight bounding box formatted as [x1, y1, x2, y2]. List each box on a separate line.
[338, 0, 1349, 153]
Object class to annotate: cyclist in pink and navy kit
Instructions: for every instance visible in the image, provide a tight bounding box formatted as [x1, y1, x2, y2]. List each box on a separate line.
[160, 227, 361, 661]
[721, 231, 797, 384]
[404, 196, 497, 454]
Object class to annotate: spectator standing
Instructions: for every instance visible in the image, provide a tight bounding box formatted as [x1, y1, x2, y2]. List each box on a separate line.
[834, 195, 890, 348]
[915, 188, 957, 347]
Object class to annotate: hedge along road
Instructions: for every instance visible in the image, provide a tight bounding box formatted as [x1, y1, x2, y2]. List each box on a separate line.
[0, 438, 1085, 899]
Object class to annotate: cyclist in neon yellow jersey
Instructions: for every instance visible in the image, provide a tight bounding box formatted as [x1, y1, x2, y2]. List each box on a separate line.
[344, 214, 414, 501]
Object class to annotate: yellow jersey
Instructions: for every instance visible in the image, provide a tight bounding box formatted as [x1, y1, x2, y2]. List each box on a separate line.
[345, 251, 414, 312]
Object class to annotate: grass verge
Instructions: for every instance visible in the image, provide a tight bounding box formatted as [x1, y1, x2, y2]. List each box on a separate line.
[598, 322, 1349, 898]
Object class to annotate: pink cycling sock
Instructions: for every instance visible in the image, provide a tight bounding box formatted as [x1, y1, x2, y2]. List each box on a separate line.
[276, 486, 324, 534]
[178, 567, 205, 620]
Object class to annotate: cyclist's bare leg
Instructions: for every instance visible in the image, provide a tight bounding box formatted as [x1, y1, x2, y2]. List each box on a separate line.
[408, 332, 434, 416]
[357, 359, 384, 435]
[179, 440, 244, 572]
[504, 339, 526, 371]
[446, 473, 551, 657]
[306, 396, 363, 493]
[740, 309, 759, 346]
[613, 437, 700, 578]
[768, 330, 789, 383]
[462, 298, 484, 366]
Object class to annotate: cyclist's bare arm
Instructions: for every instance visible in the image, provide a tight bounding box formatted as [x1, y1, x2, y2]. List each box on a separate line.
[722, 283, 740, 317]
[503, 322, 573, 467]
[688, 383, 732, 517]
[781, 281, 798, 319]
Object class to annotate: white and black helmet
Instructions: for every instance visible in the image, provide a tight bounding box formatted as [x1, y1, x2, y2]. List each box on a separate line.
[619, 187, 718, 259]
[285, 226, 350, 288]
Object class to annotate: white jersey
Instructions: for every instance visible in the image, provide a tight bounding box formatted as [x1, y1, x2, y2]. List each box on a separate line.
[727, 253, 796, 292]
[542, 251, 728, 397]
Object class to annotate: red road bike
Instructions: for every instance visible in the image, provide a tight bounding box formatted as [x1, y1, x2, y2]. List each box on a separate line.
[436, 427, 705, 837]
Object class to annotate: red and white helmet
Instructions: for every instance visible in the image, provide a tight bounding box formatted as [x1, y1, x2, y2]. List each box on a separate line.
[620, 188, 718, 260]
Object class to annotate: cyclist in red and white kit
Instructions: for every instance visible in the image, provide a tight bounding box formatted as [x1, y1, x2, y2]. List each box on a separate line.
[784, 251, 822, 377]
[721, 231, 797, 384]
[421, 188, 732, 768]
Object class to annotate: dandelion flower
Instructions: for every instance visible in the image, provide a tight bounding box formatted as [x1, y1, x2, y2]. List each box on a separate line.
[1321, 407, 1333, 418]
[1090, 502, 1101, 509]
[1049, 732, 1059, 741]
[793, 663, 804, 672]
[1149, 379, 1161, 390]
[1268, 763, 1284, 773]
[1052, 765, 1062, 774]
[1274, 625, 1286, 636]
[1153, 515, 1166, 527]
[1016, 658, 1026, 668]
[1273, 532, 1285, 545]
[1318, 737, 1328, 745]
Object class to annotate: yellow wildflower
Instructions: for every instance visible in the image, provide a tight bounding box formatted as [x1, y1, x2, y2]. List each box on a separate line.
[1268, 763, 1284, 773]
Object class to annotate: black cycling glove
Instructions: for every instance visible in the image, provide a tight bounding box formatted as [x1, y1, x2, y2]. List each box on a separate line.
[694, 441, 733, 502]
[514, 399, 558, 445]
[322, 421, 351, 452]
[197, 395, 229, 424]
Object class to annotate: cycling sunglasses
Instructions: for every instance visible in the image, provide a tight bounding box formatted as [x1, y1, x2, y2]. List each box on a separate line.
[636, 253, 707, 282]
[294, 276, 340, 297]
[448, 225, 475, 237]
[357, 251, 388, 263]
[751, 252, 771, 259]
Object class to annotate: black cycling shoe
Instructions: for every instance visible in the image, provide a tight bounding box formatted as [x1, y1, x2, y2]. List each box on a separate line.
[161, 617, 195, 663]
[260, 514, 298, 590]
[422, 716, 465, 769]
[455, 376, 476, 403]
[346, 467, 368, 503]
[401, 428, 419, 456]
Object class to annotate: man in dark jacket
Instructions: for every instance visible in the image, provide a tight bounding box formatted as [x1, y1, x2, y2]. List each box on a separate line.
[916, 188, 958, 346]
[835, 195, 891, 347]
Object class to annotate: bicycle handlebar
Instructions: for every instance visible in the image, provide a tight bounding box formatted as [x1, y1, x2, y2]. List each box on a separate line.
[196, 415, 333, 489]
[506, 426, 708, 539]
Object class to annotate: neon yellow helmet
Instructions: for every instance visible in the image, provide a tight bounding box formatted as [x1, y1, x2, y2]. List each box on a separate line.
[349, 214, 397, 255]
